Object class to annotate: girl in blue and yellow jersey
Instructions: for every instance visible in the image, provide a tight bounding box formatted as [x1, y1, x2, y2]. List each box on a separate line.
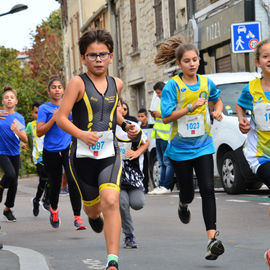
[154, 39, 224, 260]
[0, 86, 28, 222]
[236, 39, 270, 267]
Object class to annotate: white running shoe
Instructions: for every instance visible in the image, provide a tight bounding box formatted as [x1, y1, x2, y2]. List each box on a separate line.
[155, 186, 171, 194]
[148, 187, 161, 195]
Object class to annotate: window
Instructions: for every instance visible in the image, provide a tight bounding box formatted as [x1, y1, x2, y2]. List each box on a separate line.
[154, 0, 164, 41]
[130, 0, 138, 51]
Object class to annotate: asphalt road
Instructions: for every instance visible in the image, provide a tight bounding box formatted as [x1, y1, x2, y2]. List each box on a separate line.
[1, 176, 270, 270]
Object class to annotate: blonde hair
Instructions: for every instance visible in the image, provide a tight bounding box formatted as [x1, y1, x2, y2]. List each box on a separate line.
[3, 86, 17, 99]
[255, 39, 270, 62]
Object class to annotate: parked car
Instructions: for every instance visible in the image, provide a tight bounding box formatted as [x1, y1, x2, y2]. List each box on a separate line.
[146, 72, 263, 194]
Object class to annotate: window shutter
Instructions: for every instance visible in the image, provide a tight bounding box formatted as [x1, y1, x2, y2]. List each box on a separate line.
[130, 0, 138, 51]
[154, 0, 164, 41]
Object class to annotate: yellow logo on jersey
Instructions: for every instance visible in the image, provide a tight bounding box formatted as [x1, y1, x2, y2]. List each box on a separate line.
[90, 97, 98, 102]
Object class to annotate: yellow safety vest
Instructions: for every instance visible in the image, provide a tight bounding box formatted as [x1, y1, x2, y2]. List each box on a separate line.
[151, 101, 171, 140]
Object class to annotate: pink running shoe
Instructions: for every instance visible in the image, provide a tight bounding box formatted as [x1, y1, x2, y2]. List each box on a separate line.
[264, 249, 270, 268]
[74, 216, 86, 230]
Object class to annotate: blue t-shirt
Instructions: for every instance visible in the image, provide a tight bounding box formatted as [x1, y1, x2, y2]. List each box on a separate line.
[37, 102, 71, 152]
[0, 111, 25, 156]
[161, 73, 220, 161]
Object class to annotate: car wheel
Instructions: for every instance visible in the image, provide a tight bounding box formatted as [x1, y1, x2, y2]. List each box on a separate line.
[150, 155, 160, 188]
[221, 151, 246, 194]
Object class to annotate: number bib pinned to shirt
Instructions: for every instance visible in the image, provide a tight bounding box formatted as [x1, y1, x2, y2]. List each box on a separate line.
[76, 130, 115, 159]
[118, 142, 132, 160]
[254, 103, 270, 131]
[177, 114, 205, 138]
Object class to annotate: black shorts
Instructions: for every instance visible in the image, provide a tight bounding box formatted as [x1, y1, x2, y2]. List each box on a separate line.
[69, 140, 122, 206]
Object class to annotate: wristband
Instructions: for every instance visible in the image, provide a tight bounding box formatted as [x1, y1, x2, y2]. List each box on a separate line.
[187, 104, 193, 113]
[121, 120, 131, 132]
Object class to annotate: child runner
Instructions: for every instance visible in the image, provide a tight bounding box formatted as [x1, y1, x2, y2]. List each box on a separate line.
[137, 108, 150, 193]
[26, 101, 50, 216]
[56, 29, 137, 270]
[235, 39, 270, 268]
[0, 86, 28, 221]
[36, 78, 86, 230]
[154, 38, 225, 260]
[117, 99, 149, 248]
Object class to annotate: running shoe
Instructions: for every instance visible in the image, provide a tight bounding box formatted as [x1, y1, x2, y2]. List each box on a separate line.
[155, 186, 171, 194]
[178, 204, 191, 224]
[88, 214, 104, 233]
[148, 187, 161, 195]
[49, 207, 60, 228]
[42, 200, 50, 212]
[3, 209, 16, 222]
[0, 187, 3, 203]
[205, 235, 225, 260]
[264, 249, 270, 267]
[124, 233, 137, 249]
[60, 187, 69, 195]
[106, 260, 118, 270]
[32, 198, 40, 216]
[74, 216, 86, 230]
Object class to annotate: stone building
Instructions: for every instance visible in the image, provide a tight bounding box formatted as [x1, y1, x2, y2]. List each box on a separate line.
[57, 0, 270, 116]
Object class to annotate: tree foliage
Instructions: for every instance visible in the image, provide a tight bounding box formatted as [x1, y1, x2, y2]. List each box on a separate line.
[28, 9, 64, 100]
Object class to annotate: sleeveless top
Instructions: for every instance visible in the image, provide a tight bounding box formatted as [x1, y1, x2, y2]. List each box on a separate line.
[72, 73, 119, 133]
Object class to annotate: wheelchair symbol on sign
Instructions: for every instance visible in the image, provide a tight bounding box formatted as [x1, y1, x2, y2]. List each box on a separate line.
[248, 39, 259, 50]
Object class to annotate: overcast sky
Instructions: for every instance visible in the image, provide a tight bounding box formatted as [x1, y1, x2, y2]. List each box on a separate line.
[0, 0, 60, 51]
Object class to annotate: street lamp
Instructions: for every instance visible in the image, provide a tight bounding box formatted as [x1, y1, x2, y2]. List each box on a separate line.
[0, 4, 28, 17]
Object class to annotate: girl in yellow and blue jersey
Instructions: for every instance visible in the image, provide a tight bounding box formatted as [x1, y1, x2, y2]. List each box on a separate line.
[236, 39, 270, 267]
[154, 39, 224, 261]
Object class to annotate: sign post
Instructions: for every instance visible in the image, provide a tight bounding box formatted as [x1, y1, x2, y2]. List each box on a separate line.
[231, 22, 261, 53]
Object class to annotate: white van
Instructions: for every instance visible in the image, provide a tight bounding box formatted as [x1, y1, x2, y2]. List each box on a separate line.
[146, 72, 263, 194]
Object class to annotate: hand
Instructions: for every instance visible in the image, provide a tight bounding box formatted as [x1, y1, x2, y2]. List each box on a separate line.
[51, 108, 59, 122]
[238, 117, 251, 134]
[151, 110, 161, 118]
[21, 142, 28, 150]
[126, 124, 137, 139]
[80, 131, 99, 147]
[211, 111, 223, 121]
[0, 110, 8, 119]
[192, 98, 206, 111]
[10, 120, 19, 133]
[126, 149, 140, 160]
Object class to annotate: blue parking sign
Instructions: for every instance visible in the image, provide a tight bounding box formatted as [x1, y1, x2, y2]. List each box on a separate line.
[231, 22, 261, 53]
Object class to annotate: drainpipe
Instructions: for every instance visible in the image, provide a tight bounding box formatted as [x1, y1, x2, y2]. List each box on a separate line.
[108, 0, 120, 77]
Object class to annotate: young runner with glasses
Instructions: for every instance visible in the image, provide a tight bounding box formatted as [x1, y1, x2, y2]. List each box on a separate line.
[56, 29, 137, 270]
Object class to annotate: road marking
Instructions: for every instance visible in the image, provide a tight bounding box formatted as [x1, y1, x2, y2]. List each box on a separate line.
[3, 245, 49, 270]
[82, 258, 105, 269]
[226, 199, 249, 203]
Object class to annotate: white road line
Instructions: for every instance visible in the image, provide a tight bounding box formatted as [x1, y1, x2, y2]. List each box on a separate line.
[3, 245, 49, 270]
[226, 199, 249, 203]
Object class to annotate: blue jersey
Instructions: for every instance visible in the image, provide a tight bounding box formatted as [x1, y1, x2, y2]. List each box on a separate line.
[161, 73, 220, 161]
[37, 102, 71, 152]
[0, 111, 25, 156]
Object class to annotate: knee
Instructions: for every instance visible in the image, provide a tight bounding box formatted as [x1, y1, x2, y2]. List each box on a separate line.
[101, 193, 119, 213]
[130, 200, 144, 211]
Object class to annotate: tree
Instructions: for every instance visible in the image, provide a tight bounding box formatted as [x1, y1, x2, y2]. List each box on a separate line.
[28, 9, 64, 99]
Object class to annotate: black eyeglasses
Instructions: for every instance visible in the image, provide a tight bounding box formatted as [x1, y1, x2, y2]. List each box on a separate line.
[85, 52, 111, 62]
